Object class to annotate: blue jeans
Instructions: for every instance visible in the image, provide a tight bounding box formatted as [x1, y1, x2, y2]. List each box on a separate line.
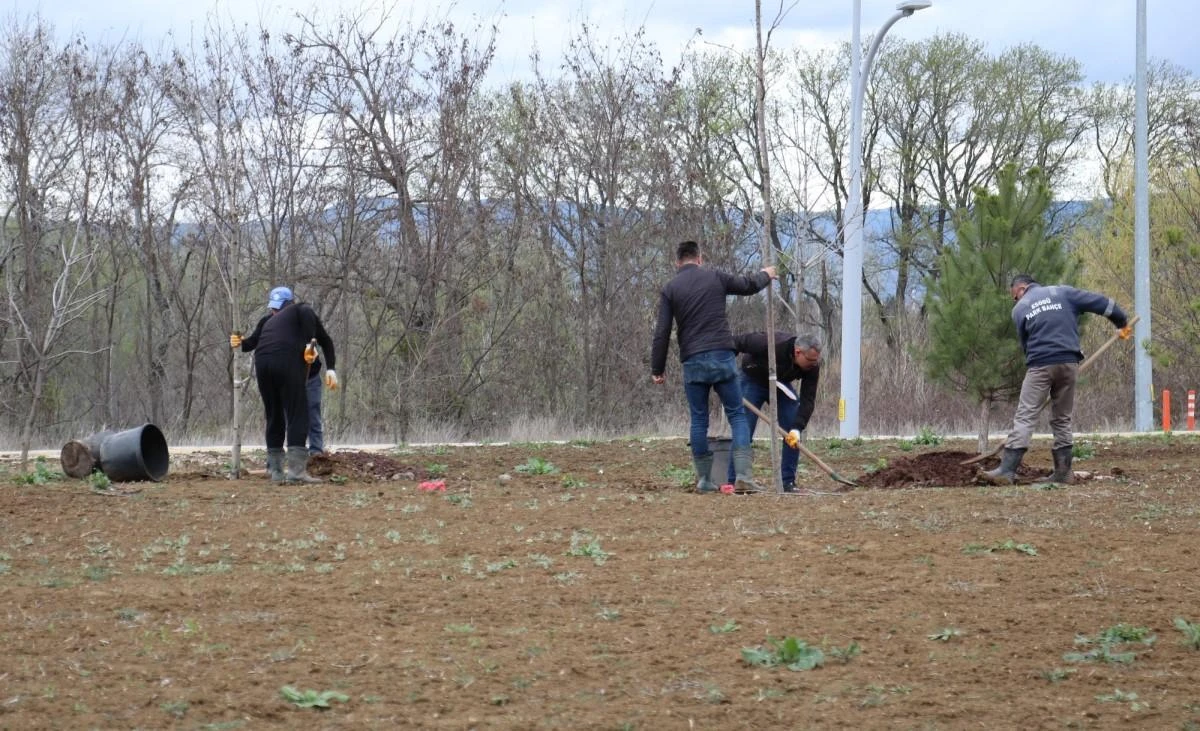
[306, 374, 325, 454]
[682, 350, 750, 457]
[728, 375, 800, 485]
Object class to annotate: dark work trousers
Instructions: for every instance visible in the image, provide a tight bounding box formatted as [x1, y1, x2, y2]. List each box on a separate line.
[256, 357, 310, 449]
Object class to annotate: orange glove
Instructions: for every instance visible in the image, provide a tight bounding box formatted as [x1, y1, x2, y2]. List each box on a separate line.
[1118, 324, 1133, 340]
[324, 370, 338, 390]
[303, 340, 318, 364]
[785, 429, 801, 449]
[230, 333, 243, 349]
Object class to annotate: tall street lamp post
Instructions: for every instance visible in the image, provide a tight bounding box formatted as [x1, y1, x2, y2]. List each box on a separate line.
[840, 0, 932, 438]
[1133, 0, 1153, 430]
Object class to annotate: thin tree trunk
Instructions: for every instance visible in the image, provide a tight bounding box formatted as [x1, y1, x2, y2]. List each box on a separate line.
[977, 398, 993, 453]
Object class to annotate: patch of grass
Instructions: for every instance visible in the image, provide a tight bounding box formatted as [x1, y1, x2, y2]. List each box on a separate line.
[912, 426, 943, 445]
[485, 558, 517, 573]
[1039, 667, 1075, 683]
[741, 636, 826, 671]
[660, 464, 694, 488]
[824, 544, 860, 555]
[827, 642, 862, 663]
[962, 539, 1038, 556]
[280, 686, 349, 709]
[527, 553, 553, 569]
[1095, 688, 1148, 712]
[1133, 503, 1170, 521]
[14, 457, 61, 485]
[1072, 441, 1096, 460]
[553, 570, 581, 585]
[561, 475, 589, 489]
[160, 700, 190, 718]
[1174, 617, 1200, 649]
[425, 463, 448, 478]
[1064, 623, 1155, 664]
[82, 565, 112, 582]
[444, 623, 476, 634]
[928, 627, 963, 642]
[566, 531, 610, 565]
[515, 457, 559, 475]
[346, 491, 373, 508]
[864, 457, 888, 474]
[709, 619, 740, 634]
[445, 493, 472, 508]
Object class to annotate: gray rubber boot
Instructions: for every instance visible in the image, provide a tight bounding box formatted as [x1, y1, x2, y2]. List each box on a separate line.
[979, 447, 1026, 486]
[266, 448, 285, 483]
[692, 453, 717, 493]
[285, 447, 322, 484]
[732, 446, 763, 493]
[1049, 445, 1074, 483]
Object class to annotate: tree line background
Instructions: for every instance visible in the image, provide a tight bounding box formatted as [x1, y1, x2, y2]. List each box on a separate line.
[1, 8, 1198, 453]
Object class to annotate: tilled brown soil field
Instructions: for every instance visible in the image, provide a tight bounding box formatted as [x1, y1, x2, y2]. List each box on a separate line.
[2, 433, 1199, 729]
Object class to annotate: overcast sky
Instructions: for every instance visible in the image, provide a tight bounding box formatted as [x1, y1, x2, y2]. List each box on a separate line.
[12, 0, 1200, 86]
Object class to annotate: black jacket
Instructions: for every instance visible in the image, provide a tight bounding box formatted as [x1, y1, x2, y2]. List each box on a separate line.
[240, 302, 336, 374]
[650, 263, 771, 375]
[734, 331, 820, 432]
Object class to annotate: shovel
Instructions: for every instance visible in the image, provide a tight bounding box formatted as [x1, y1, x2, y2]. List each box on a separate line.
[742, 398, 858, 488]
[961, 314, 1140, 465]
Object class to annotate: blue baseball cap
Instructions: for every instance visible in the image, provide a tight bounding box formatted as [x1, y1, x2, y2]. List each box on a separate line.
[267, 286, 293, 310]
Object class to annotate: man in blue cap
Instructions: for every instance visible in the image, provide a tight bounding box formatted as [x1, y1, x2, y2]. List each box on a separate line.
[231, 286, 337, 483]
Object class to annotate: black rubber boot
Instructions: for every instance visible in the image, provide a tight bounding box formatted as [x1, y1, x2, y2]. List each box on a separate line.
[285, 447, 322, 484]
[732, 446, 762, 493]
[692, 453, 717, 493]
[1049, 445, 1074, 483]
[266, 448, 285, 483]
[979, 447, 1026, 486]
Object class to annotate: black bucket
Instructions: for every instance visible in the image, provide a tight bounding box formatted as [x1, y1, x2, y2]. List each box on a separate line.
[709, 437, 733, 486]
[98, 423, 170, 482]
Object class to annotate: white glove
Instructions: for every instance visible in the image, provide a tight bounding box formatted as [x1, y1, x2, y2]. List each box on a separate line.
[324, 370, 338, 390]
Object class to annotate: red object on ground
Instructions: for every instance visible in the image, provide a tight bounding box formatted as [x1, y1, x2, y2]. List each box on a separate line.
[719, 484, 735, 494]
[418, 480, 447, 492]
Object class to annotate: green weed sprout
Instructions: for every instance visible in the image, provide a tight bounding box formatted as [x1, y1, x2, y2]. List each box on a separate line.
[741, 636, 825, 671]
[280, 686, 349, 709]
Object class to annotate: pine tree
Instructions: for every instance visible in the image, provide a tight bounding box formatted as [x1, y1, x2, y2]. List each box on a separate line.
[924, 164, 1078, 449]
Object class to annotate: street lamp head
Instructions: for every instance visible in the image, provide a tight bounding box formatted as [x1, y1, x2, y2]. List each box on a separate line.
[897, 0, 932, 14]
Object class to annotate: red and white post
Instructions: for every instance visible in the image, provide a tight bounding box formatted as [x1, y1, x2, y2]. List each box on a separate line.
[1162, 390, 1171, 432]
[1188, 390, 1196, 431]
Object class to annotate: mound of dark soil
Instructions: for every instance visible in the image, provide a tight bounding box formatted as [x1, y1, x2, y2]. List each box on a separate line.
[306, 449, 425, 481]
[854, 450, 1054, 489]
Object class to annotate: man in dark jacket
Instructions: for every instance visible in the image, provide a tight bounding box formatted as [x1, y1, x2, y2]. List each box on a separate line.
[981, 274, 1130, 485]
[231, 286, 337, 483]
[726, 331, 821, 492]
[651, 240, 776, 493]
